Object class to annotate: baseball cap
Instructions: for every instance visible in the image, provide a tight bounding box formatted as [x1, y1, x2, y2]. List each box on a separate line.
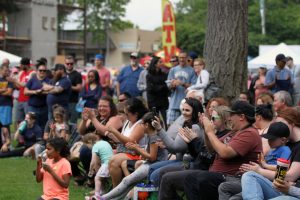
[275, 54, 287, 62]
[20, 57, 30, 65]
[188, 51, 198, 60]
[130, 52, 138, 58]
[225, 100, 255, 119]
[261, 122, 290, 140]
[52, 63, 66, 72]
[95, 54, 104, 60]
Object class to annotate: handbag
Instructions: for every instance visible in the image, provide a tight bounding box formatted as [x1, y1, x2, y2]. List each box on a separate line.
[204, 81, 221, 101]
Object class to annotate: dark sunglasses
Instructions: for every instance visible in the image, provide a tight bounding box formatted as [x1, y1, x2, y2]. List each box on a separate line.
[38, 70, 46, 72]
[119, 99, 126, 102]
[66, 63, 74, 66]
[211, 116, 221, 121]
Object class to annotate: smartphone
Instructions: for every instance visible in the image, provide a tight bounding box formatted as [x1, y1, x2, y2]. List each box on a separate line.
[152, 107, 157, 117]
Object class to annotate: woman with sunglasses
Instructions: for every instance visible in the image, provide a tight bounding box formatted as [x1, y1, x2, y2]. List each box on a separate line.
[24, 62, 50, 130]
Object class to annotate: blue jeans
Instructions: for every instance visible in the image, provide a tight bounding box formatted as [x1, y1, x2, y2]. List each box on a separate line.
[148, 160, 181, 186]
[270, 196, 300, 200]
[242, 171, 281, 200]
[28, 105, 48, 130]
[69, 103, 79, 124]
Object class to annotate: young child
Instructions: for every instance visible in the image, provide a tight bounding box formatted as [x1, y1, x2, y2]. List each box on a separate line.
[44, 105, 69, 141]
[36, 138, 72, 200]
[260, 121, 291, 170]
[89, 132, 114, 199]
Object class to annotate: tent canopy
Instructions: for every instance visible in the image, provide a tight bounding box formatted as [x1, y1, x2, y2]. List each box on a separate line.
[248, 43, 300, 69]
[0, 50, 22, 67]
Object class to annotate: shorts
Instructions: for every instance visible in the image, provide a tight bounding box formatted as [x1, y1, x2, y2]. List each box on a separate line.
[16, 102, 28, 122]
[0, 106, 12, 126]
[125, 153, 141, 160]
[96, 163, 110, 178]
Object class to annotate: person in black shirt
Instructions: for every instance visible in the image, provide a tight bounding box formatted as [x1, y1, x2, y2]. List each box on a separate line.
[65, 56, 82, 124]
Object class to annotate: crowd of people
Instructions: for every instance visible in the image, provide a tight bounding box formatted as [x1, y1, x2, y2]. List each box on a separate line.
[0, 51, 300, 200]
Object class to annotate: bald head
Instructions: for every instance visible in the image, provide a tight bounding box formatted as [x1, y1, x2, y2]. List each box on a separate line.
[2, 58, 10, 67]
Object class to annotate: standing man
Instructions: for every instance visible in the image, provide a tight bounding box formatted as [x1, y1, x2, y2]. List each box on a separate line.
[116, 52, 143, 97]
[94, 54, 111, 96]
[166, 51, 197, 126]
[43, 64, 71, 120]
[286, 56, 298, 80]
[8, 57, 34, 124]
[137, 58, 151, 103]
[65, 56, 82, 124]
[265, 54, 293, 94]
[0, 64, 13, 153]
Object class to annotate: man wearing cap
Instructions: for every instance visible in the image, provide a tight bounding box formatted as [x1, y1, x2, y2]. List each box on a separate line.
[116, 52, 143, 97]
[183, 101, 262, 200]
[265, 54, 293, 94]
[65, 55, 82, 124]
[7, 57, 35, 124]
[93, 54, 111, 96]
[43, 64, 71, 119]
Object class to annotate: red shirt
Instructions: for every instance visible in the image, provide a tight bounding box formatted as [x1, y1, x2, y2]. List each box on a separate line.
[209, 126, 262, 175]
[18, 70, 34, 102]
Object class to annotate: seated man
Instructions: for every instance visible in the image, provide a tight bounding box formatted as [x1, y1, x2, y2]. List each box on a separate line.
[183, 101, 262, 200]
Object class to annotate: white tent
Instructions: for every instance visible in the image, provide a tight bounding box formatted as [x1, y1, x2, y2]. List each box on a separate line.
[248, 43, 300, 69]
[0, 50, 21, 67]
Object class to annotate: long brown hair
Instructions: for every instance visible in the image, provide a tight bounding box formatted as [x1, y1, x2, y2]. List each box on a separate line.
[277, 107, 300, 128]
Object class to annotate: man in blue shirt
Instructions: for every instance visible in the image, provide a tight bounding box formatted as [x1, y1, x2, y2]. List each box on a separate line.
[43, 64, 71, 120]
[166, 51, 197, 126]
[116, 52, 143, 97]
[265, 54, 293, 94]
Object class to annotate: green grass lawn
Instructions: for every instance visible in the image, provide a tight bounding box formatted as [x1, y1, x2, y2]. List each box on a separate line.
[0, 157, 89, 200]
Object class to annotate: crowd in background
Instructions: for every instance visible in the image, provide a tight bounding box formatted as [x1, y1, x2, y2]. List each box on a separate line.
[0, 51, 300, 200]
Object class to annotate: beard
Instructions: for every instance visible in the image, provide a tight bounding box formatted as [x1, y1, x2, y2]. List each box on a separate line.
[53, 72, 62, 82]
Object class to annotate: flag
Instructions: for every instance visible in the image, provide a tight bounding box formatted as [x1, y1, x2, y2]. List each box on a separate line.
[161, 0, 177, 67]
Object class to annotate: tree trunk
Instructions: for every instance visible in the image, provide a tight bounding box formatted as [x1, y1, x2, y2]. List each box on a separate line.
[204, 0, 248, 100]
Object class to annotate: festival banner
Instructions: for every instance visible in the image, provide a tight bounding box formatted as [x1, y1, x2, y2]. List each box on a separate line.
[161, 0, 177, 67]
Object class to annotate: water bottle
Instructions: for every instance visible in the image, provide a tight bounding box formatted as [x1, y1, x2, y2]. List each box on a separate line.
[18, 120, 27, 132]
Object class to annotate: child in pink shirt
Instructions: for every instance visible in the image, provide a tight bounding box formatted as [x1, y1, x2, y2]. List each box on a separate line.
[36, 138, 72, 200]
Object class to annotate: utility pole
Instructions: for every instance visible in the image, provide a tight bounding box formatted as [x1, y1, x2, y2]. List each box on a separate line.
[260, 0, 266, 35]
[105, 0, 110, 66]
[83, 0, 87, 65]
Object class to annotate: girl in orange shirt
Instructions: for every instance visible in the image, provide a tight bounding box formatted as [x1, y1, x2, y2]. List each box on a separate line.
[36, 138, 72, 200]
